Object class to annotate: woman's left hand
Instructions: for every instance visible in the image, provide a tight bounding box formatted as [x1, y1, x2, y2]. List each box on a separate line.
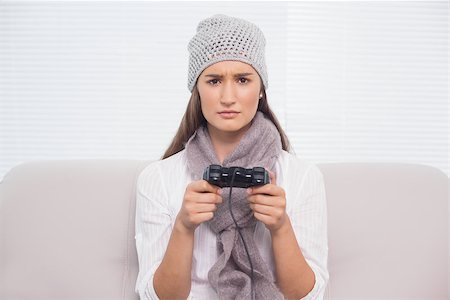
[247, 170, 288, 234]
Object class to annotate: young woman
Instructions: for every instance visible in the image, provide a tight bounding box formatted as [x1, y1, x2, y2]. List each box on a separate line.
[135, 14, 328, 300]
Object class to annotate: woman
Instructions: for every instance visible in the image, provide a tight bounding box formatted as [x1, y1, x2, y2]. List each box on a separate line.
[135, 14, 328, 300]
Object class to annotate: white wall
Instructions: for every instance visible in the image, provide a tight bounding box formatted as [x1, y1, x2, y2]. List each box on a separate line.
[0, 1, 448, 180]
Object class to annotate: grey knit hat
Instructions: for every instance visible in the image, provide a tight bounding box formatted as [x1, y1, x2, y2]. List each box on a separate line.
[187, 14, 268, 92]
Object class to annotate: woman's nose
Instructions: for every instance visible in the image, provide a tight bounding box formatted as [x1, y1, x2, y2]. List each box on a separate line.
[220, 81, 236, 105]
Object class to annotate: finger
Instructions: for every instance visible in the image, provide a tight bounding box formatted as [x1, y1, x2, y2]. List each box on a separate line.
[190, 192, 222, 204]
[253, 212, 274, 225]
[267, 169, 277, 185]
[191, 212, 215, 224]
[192, 203, 218, 213]
[247, 194, 276, 206]
[190, 180, 222, 195]
[249, 203, 275, 216]
[248, 183, 283, 197]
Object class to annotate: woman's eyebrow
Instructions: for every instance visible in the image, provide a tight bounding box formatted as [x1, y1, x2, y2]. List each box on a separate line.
[204, 72, 255, 78]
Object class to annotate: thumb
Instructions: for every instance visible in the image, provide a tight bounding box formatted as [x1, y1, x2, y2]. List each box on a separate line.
[266, 168, 277, 185]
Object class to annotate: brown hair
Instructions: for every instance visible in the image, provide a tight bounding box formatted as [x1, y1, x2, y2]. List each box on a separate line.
[162, 84, 291, 159]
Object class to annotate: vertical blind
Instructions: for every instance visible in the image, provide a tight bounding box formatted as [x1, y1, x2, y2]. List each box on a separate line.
[0, 1, 448, 181]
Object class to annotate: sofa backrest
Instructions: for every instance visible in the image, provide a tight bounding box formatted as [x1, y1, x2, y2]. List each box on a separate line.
[0, 159, 150, 300]
[320, 163, 449, 300]
[0, 160, 448, 299]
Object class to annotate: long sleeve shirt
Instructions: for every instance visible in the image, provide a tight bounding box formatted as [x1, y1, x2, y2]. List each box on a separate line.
[135, 149, 329, 299]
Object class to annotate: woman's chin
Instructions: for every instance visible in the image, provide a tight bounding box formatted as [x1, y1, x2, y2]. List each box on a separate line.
[210, 123, 251, 136]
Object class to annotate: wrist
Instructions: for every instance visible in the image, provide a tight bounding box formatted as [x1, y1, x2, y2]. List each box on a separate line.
[270, 215, 292, 238]
[174, 215, 196, 236]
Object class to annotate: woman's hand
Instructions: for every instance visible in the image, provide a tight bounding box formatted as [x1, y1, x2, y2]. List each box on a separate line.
[176, 180, 223, 234]
[247, 170, 289, 234]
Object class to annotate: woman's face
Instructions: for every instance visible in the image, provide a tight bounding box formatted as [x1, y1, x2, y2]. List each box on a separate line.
[197, 60, 262, 138]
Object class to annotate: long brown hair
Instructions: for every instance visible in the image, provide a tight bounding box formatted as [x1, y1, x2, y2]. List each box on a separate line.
[162, 84, 291, 159]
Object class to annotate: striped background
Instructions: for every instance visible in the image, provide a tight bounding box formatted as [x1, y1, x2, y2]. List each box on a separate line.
[0, 1, 448, 180]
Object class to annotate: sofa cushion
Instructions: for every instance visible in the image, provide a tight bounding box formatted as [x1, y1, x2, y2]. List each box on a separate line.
[0, 159, 150, 299]
[319, 163, 449, 300]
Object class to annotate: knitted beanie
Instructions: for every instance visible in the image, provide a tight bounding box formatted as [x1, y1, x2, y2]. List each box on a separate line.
[187, 14, 268, 92]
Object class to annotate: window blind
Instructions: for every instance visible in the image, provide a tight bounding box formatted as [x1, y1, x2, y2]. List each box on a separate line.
[0, 1, 448, 181]
[286, 1, 448, 176]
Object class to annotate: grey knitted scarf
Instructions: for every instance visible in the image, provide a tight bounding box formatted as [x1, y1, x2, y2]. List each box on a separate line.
[185, 112, 284, 299]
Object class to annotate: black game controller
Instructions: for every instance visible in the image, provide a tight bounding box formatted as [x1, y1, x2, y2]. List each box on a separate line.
[203, 164, 270, 188]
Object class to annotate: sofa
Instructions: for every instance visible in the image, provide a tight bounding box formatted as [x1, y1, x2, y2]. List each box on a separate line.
[0, 159, 448, 300]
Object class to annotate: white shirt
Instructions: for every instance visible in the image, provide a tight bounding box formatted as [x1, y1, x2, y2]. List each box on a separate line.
[135, 149, 329, 300]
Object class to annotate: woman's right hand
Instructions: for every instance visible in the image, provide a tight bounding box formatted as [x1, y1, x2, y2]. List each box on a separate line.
[176, 180, 223, 233]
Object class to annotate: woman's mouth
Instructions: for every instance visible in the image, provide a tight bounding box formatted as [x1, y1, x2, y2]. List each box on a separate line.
[218, 111, 240, 119]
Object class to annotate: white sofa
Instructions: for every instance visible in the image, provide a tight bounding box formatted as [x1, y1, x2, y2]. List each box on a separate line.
[0, 160, 448, 300]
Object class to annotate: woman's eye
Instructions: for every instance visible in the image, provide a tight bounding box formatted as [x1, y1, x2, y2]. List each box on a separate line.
[208, 79, 220, 85]
[207, 78, 249, 85]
